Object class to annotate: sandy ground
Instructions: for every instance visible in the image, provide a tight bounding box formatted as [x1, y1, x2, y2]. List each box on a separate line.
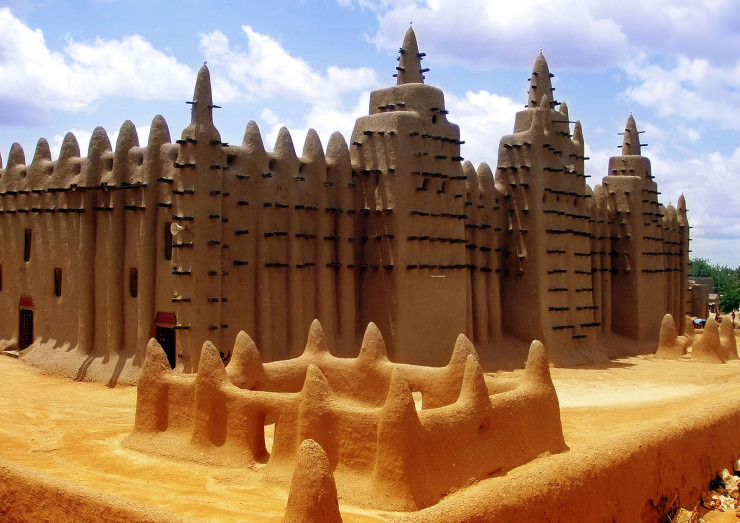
[3, 353, 740, 521]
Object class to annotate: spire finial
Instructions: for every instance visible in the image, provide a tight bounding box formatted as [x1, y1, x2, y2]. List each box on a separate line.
[181, 63, 221, 143]
[395, 26, 425, 85]
[622, 114, 641, 156]
[527, 53, 553, 108]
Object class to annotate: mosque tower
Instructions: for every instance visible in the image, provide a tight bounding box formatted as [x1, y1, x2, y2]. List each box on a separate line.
[603, 115, 674, 349]
[349, 28, 468, 365]
[496, 53, 602, 364]
[168, 65, 227, 371]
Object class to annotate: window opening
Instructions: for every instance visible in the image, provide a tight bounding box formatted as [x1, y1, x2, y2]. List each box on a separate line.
[24, 229, 31, 261]
[130, 268, 138, 297]
[53, 268, 62, 297]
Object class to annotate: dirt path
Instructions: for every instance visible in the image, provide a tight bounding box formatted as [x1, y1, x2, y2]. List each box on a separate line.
[2, 353, 740, 521]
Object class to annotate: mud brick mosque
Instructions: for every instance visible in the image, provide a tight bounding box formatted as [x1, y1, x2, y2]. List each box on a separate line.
[0, 28, 690, 372]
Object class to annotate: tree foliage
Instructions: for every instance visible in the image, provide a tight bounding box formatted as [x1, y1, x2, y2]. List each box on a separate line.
[690, 257, 740, 312]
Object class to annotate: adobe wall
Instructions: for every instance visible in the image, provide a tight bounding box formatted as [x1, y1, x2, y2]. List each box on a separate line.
[126, 321, 566, 511]
[0, 27, 690, 374]
[399, 398, 740, 523]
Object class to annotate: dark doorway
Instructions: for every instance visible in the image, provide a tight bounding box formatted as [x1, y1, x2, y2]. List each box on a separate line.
[19, 309, 33, 349]
[156, 326, 176, 369]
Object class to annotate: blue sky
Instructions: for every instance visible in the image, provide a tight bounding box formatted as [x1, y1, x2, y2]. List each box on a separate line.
[1, 0, 739, 266]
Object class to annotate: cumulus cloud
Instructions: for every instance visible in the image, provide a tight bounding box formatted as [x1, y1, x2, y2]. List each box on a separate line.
[198, 26, 378, 104]
[444, 90, 521, 166]
[344, 0, 740, 69]
[197, 26, 381, 153]
[623, 54, 740, 129]
[0, 8, 194, 120]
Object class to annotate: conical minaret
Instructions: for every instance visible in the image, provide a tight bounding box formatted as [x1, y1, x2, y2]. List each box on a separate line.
[172, 63, 227, 372]
[181, 64, 221, 145]
[350, 27, 467, 365]
[621, 114, 641, 156]
[527, 53, 554, 109]
[395, 27, 426, 85]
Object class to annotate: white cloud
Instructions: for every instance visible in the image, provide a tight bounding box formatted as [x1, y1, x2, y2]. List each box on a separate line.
[0, 8, 195, 116]
[353, 0, 740, 68]
[623, 54, 740, 129]
[198, 26, 379, 105]
[445, 90, 521, 166]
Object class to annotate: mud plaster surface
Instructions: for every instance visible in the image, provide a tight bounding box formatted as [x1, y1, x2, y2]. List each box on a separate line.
[3, 352, 740, 522]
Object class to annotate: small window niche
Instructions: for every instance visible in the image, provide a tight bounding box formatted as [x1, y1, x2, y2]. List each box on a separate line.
[24, 229, 32, 261]
[129, 268, 138, 298]
[53, 268, 62, 297]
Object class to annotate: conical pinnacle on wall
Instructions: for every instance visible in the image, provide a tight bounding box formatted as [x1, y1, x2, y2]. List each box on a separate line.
[192, 340, 229, 447]
[522, 339, 555, 389]
[58, 133, 81, 165]
[395, 27, 426, 85]
[457, 354, 491, 413]
[302, 319, 332, 357]
[148, 115, 172, 149]
[297, 364, 336, 466]
[195, 340, 229, 385]
[282, 439, 342, 523]
[32, 138, 51, 164]
[373, 368, 420, 509]
[447, 333, 480, 369]
[242, 120, 267, 156]
[141, 337, 174, 378]
[226, 330, 267, 389]
[357, 322, 389, 364]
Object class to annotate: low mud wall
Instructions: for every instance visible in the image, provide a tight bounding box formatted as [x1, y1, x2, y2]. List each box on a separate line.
[398, 399, 740, 522]
[0, 458, 187, 523]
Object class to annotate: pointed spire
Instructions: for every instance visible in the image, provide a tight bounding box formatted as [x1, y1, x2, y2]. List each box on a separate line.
[325, 132, 350, 171]
[283, 439, 342, 523]
[142, 337, 173, 379]
[273, 126, 298, 160]
[476, 162, 495, 196]
[303, 319, 331, 357]
[242, 120, 264, 150]
[148, 115, 171, 148]
[7, 143, 25, 169]
[622, 114, 641, 156]
[32, 138, 51, 164]
[302, 129, 325, 162]
[522, 339, 554, 389]
[182, 64, 221, 143]
[677, 194, 686, 213]
[447, 334, 479, 369]
[357, 322, 389, 363]
[195, 340, 229, 384]
[226, 330, 267, 389]
[573, 120, 584, 146]
[457, 355, 490, 409]
[559, 101, 569, 120]
[396, 27, 425, 85]
[87, 127, 112, 161]
[528, 53, 554, 108]
[191, 64, 215, 126]
[58, 132, 80, 164]
[300, 364, 332, 402]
